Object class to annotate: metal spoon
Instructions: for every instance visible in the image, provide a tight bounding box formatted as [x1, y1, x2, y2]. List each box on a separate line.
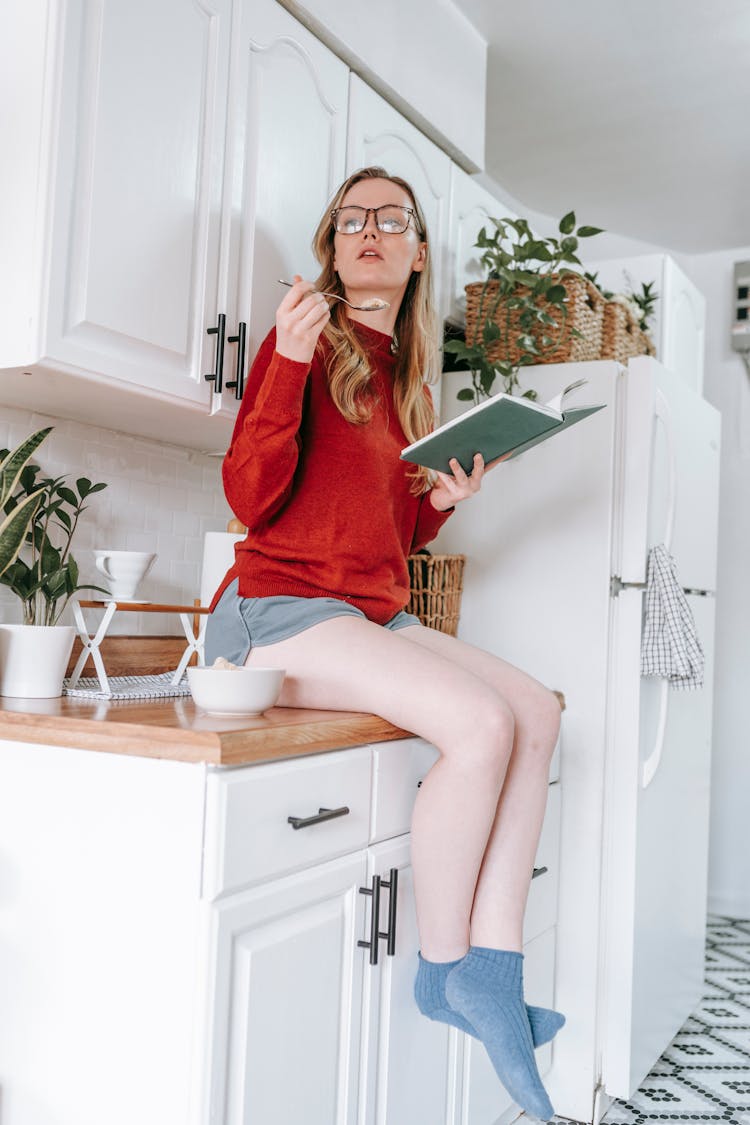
[278, 279, 389, 312]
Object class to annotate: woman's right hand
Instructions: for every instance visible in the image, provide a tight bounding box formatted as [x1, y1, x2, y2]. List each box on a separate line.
[275, 275, 331, 364]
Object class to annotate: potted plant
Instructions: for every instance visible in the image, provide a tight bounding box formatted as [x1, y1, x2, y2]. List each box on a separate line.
[444, 212, 604, 405]
[0, 427, 108, 698]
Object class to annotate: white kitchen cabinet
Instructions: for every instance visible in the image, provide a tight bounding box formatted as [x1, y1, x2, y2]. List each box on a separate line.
[441, 165, 518, 424]
[213, 0, 349, 421]
[0, 731, 562, 1125]
[445, 165, 515, 330]
[584, 253, 706, 394]
[1, 0, 236, 447]
[205, 855, 368, 1125]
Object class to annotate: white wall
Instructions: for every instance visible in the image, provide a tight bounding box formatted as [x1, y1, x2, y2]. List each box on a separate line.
[689, 244, 750, 918]
[0, 406, 232, 636]
[279, 0, 486, 170]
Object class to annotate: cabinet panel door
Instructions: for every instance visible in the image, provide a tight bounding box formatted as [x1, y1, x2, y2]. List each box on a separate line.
[216, 0, 349, 418]
[205, 854, 367, 1125]
[44, 0, 231, 402]
[442, 165, 516, 424]
[445, 165, 513, 329]
[358, 836, 456, 1125]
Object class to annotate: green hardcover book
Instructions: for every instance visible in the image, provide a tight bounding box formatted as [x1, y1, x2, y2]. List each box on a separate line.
[400, 379, 605, 474]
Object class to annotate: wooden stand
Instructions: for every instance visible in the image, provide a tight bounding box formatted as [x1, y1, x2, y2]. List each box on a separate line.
[69, 599, 211, 695]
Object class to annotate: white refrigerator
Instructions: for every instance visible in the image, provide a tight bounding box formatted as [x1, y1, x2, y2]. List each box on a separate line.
[435, 356, 721, 1123]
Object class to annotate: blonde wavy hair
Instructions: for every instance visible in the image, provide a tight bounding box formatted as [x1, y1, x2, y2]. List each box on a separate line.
[311, 167, 439, 493]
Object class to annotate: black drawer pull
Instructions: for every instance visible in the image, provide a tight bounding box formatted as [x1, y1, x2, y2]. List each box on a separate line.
[532, 865, 548, 879]
[287, 805, 350, 830]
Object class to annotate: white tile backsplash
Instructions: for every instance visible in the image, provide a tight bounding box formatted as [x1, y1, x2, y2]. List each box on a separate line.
[0, 406, 232, 634]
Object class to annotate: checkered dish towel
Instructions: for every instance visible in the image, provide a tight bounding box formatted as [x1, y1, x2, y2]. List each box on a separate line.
[640, 544, 704, 690]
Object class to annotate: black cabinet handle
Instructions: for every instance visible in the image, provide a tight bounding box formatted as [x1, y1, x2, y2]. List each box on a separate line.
[532, 865, 548, 879]
[358, 875, 381, 965]
[357, 867, 398, 965]
[225, 320, 247, 400]
[287, 805, 350, 830]
[380, 867, 398, 956]
[204, 313, 226, 393]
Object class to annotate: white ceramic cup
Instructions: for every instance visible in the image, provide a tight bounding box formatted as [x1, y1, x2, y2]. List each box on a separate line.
[94, 549, 157, 601]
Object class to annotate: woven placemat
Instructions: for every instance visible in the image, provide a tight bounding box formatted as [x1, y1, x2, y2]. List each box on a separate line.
[63, 672, 190, 701]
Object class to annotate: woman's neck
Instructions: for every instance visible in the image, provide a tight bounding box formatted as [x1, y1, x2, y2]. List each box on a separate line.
[346, 306, 398, 336]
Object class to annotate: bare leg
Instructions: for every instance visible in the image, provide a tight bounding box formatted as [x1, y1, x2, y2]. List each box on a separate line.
[245, 615, 515, 960]
[397, 624, 561, 951]
[246, 615, 560, 1119]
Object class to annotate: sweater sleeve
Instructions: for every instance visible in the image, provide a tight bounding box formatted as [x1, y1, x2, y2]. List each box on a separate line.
[222, 328, 312, 531]
[410, 491, 454, 553]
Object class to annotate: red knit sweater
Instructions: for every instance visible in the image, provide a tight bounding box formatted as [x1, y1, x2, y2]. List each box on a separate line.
[214, 321, 453, 624]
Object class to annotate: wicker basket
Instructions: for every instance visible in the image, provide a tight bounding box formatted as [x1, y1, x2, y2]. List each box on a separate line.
[407, 553, 465, 636]
[600, 300, 656, 363]
[464, 274, 605, 367]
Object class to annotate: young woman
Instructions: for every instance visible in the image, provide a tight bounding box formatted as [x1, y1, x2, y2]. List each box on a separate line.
[207, 167, 562, 1121]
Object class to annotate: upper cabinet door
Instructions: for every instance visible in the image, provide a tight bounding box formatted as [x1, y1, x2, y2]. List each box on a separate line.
[214, 0, 349, 417]
[660, 255, 706, 396]
[446, 165, 514, 328]
[40, 0, 232, 404]
[346, 76, 451, 322]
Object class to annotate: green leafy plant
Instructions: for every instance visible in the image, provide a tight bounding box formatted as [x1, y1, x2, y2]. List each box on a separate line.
[0, 428, 51, 580]
[0, 429, 108, 626]
[445, 212, 604, 404]
[628, 279, 658, 332]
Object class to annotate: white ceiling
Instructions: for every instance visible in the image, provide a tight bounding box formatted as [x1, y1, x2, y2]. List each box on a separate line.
[452, 0, 750, 255]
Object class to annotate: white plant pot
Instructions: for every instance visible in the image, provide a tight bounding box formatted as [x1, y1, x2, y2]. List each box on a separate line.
[0, 624, 76, 699]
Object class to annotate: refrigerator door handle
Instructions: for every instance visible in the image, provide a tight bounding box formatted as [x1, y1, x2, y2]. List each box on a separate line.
[654, 389, 677, 551]
[641, 679, 670, 788]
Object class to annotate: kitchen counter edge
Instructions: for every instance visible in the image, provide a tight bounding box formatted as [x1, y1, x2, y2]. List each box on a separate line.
[0, 697, 411, 766]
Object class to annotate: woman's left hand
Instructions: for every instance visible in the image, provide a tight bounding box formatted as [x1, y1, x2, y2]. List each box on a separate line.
[429, 454, 485, 511]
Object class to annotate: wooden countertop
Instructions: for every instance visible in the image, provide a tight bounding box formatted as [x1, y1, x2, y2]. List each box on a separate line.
[0, 695, 410, 766]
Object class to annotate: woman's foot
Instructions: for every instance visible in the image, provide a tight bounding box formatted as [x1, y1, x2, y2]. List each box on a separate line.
[414, 953, 565, 1046]
[445, 947, 555, 1121]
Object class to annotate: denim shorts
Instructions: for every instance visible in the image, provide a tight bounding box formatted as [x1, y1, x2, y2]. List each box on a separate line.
[204, 579, 421, 666]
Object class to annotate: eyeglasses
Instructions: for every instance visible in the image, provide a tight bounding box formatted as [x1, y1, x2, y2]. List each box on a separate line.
[331, 205, 421, 235]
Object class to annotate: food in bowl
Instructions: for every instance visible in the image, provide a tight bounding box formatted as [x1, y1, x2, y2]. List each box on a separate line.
[187, 664, 285, 716]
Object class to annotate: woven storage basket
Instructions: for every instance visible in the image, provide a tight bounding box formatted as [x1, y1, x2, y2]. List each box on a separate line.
[407, 553, 465, 636]
[464, 274, 605, 367]
[600, 300, 656, 363]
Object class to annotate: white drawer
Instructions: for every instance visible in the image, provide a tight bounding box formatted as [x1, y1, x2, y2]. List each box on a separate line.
[202, 747, 372, 899]
[523, 782, 561, 945]
[371, 737, 440, 843]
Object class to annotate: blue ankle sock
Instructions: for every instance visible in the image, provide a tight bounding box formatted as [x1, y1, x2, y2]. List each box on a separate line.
[445, 947, 555, 1122]
[414, 954, 565, 1047]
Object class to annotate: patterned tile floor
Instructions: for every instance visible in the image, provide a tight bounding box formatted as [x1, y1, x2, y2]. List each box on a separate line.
[594, 915, 750, 1124]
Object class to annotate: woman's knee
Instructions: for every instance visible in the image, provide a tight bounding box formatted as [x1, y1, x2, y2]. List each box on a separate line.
[445, 693, 516, 776]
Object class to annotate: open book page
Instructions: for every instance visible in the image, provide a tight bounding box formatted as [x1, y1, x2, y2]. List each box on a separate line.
[544, 377, 588, 415]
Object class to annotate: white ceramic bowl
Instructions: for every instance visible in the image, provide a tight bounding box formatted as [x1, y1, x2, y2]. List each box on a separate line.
[187, 666, 285, 716]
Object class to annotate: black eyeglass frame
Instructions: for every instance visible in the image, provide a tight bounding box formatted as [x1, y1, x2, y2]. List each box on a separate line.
[330, 204, 422, 235]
